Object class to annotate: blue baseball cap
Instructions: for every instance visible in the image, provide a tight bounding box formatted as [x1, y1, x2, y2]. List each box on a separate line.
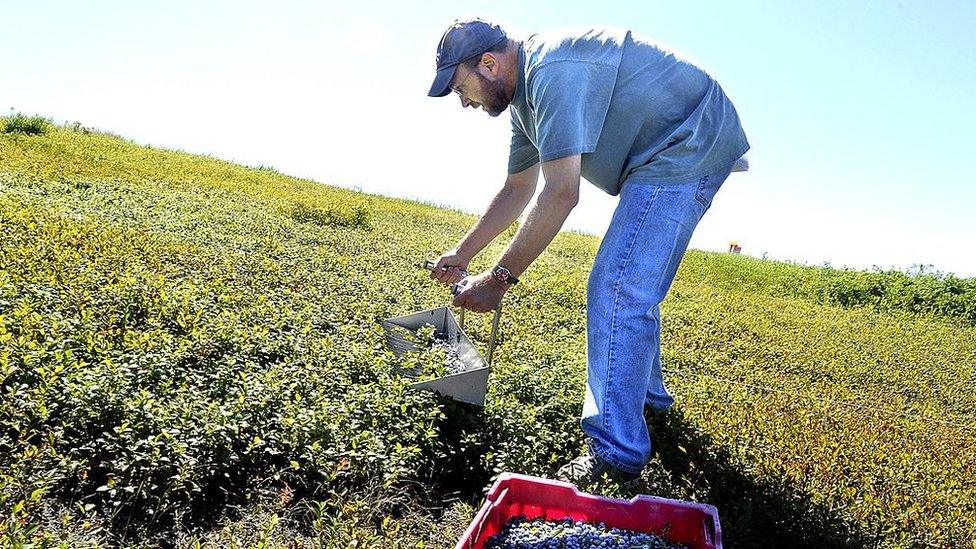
[428, 18, 507, 98]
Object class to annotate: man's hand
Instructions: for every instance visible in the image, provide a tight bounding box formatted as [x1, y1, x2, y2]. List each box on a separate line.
[452, 270, 507, 312]
[430, 249, 470, 284]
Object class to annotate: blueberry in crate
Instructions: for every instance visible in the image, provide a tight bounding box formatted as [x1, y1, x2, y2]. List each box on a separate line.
[484, 516, 688, 549]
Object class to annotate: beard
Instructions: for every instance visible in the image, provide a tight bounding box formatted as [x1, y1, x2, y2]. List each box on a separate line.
[474, 72, 511, 117]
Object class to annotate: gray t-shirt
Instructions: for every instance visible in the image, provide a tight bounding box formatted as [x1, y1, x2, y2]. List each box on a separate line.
[507, 26, 750, 196]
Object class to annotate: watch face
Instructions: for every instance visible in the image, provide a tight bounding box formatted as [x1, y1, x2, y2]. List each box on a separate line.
[493, 266, 516, 285]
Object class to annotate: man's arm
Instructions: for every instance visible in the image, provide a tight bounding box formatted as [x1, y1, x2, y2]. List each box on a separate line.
[455, 162, 541, 259]
[431, 162, 539, 284]
[449, 155, 579, 312]
[495, 154, 581, 276]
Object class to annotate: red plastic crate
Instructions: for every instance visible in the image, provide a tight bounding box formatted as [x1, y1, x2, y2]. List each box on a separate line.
[456, 473, 722, 549]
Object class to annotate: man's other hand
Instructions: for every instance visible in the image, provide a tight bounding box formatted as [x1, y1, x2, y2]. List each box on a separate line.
[430, 250, 470, 284]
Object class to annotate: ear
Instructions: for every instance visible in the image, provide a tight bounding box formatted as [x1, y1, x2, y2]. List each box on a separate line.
[481, 52, 497, 75]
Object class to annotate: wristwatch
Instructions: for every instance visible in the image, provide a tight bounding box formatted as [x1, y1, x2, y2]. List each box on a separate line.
[491, 264, 519, 286]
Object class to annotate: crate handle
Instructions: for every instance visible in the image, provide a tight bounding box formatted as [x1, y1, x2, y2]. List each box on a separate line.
[705, 513, 720, 547]
[468, 486, 509, 548]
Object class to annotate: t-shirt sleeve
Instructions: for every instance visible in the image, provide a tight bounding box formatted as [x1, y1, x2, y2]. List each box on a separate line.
[527, 61, 617, 162]
[507, 113, 540, 174]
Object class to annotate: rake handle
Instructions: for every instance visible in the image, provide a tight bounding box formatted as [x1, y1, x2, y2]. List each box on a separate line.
[459, 303, 501, 367]
[422, 259, 469, 280]
[422, 259, 468, 298]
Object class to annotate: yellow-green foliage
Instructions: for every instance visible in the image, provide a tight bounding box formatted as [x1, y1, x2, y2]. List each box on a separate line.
[1, 121, 974, 548]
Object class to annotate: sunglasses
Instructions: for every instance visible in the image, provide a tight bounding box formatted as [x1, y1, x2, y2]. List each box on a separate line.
[451, 68, 474, 97]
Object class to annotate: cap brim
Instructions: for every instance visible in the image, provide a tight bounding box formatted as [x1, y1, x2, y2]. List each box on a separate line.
[427, 63, 458, 97]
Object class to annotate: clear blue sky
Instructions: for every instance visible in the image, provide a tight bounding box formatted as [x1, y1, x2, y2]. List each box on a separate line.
[3, 1, 975, 277]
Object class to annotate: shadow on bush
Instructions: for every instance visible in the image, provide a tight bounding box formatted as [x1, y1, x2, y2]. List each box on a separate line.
[644, 407, 879, 549]
[423, 398, 497, 500]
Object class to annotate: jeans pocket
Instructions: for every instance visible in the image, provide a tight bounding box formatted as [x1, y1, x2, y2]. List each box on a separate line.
[695, 175, 712, 209]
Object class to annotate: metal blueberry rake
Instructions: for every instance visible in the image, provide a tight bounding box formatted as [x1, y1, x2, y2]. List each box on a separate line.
[379, 259, 502, 407]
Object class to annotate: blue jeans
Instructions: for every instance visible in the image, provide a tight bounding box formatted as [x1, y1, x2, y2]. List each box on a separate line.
[581, 162, 735, 473]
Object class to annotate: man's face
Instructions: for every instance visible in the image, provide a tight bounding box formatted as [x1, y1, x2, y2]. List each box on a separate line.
[450, 60, 511, 118]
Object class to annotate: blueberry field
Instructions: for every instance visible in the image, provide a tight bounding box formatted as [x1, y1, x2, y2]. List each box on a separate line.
[1, 121, 974, 548]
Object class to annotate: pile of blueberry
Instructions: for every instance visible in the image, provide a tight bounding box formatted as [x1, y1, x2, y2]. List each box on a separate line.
[484, 516, 687, 549]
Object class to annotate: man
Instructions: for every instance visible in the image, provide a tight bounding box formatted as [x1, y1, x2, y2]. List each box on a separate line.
[426, 18, 749, 485]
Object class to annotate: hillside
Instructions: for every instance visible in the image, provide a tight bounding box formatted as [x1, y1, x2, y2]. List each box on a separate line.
[1, 118, 974, 548]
